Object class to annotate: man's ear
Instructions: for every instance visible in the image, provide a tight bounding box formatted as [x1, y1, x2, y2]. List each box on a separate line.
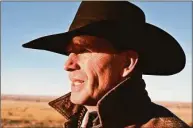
[122, 50, 139, 77]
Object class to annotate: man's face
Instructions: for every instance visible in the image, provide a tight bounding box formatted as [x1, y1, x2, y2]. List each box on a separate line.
[64, 35, 126, 105]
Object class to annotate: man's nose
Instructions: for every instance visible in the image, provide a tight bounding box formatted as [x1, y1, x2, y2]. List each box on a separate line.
[64, 53, 80, 71]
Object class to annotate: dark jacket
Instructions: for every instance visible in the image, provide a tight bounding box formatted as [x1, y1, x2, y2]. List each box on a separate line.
[49, 77, 190, 128]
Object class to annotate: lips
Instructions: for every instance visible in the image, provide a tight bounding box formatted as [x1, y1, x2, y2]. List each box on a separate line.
[70, 78, 84, 84]
[69, 72, 86, 92]
[73, 80, 84, 86]
[71, 79, 85, 92]
[69, 77, 85, 92]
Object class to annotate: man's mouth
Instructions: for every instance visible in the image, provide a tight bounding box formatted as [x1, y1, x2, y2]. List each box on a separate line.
[73, 81, 84, 86]
[71, 80, 85, 92]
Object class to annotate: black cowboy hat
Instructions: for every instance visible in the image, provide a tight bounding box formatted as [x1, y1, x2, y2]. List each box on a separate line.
[22, 1, 186, 75]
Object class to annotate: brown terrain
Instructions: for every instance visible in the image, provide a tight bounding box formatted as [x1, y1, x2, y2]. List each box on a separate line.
[1, 94, 192, 128]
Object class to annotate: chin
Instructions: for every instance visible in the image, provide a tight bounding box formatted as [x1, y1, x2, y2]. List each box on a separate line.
[70, 92, 86, 105]
[70, 92, 96, 106]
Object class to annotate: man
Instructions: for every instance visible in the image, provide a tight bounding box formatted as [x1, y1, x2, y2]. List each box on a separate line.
[22, 1, 190, 128]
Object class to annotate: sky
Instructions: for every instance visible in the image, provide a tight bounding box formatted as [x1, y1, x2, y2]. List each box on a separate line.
[1, 2, 192, 102]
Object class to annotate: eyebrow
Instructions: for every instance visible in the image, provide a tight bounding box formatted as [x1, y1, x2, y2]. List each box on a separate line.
[73, 38, 93, 47]
[65, 39, 90, 53]
[68, 37, 96, 48]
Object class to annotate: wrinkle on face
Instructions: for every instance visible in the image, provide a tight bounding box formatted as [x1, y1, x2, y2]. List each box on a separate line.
[65, 35, 127, 105]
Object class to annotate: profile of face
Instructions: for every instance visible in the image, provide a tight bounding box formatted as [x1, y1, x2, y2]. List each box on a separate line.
[64, 35, 138, 106]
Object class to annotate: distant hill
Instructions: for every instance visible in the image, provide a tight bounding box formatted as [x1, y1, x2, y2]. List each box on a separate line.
[1, 94, 58, 102]
[1, 94, 191, 108]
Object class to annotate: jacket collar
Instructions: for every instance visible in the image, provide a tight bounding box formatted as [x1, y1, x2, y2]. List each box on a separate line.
[48, 77, 152, 127]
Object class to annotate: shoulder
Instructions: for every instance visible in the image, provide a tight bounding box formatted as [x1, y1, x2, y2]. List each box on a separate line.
[141, 103, 190, 128]
[142, 117, 190, 128]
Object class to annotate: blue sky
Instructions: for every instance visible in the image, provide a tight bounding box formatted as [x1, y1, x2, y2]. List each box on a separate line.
[1, 2, 192, 102]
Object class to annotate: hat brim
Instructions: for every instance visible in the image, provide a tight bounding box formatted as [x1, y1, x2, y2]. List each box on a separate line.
[22, 22, 186, 76]
[140, 23, 185, 75]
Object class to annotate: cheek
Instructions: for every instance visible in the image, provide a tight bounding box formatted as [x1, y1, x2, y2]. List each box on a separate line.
[92, 54, 124, 91]
[88, 54, 114, 91]
[79, 53, 123, 100]
[79, 54, 100, 94]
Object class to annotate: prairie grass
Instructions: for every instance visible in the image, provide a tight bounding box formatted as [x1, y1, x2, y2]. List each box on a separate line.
[1, 100, 65, 128]
[1, 99, 192, 127]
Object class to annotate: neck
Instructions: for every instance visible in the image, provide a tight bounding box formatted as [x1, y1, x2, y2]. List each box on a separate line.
[84, 105, 98, 112]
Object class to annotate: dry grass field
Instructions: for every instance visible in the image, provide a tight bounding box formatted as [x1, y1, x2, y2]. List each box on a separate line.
[1, 95, 65, 128]
[1, 94, 192, 128]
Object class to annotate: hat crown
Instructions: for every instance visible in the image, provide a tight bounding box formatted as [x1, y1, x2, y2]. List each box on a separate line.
[69, 1, 146, 31]
[22, 1, 186, 75]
